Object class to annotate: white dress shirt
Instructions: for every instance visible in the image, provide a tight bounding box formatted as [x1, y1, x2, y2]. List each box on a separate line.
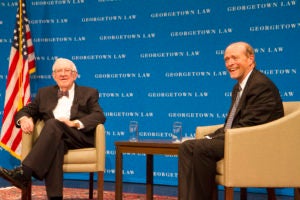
[53, 84, 75, 120]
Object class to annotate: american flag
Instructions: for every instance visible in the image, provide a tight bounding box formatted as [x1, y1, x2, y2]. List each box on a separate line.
[0, 0, 36, 159]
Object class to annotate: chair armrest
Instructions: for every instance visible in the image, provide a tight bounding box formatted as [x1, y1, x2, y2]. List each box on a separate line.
[21, 132, 33, 161]
[21, 120, 44, 161]
[195, 124, 223, 139]
[224, 108, 300, 187]
[95, 124, 106, 171]
[21, 120, 106, 171]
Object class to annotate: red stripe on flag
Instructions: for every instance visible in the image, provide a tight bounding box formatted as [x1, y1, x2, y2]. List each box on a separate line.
[1, 73, 22, 125]
[11, 129, 22, 151]
[1, 116, 16, 144]
[2, 88, 18, 122]
[5, 52, 20, 86]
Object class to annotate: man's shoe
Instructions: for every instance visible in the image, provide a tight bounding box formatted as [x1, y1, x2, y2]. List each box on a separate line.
[0, 166, 30, 189]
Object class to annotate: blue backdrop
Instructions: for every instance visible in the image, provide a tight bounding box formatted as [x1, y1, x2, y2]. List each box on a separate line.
[0, 0, 299, 196]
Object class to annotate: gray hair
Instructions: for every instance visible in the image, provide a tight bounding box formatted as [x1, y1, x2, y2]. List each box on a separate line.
[52, 58, 78, 72]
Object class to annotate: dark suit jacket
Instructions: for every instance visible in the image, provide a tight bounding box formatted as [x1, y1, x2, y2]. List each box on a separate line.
[15, 83, 106, 135]
[209, 68, 284, 138]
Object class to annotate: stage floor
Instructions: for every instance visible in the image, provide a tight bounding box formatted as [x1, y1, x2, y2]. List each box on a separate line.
[0, 178, 294, 200]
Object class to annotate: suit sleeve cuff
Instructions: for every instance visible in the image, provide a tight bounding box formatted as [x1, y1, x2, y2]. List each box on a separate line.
[74, 120, 84, 130]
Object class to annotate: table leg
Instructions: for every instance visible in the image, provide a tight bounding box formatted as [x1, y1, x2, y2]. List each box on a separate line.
[146, 154, 153, 200]
[177, 159, 180, 199]
[295, 188, 300, 200]
[115, 147, 123, 200]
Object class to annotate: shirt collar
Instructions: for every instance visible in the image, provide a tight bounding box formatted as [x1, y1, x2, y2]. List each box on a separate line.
[239, 69, 253, 92]
[68, 83, 75, 98]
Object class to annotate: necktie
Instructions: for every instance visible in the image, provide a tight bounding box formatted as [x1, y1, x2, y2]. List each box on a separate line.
[225, 86, 241, 130]
[57, 90, 69, 98]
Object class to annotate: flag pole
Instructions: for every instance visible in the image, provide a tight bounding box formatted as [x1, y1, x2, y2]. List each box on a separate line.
[18, 0, 24, 110]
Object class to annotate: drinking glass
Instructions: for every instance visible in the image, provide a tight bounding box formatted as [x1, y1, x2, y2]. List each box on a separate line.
[129, 121, 138, 142]
[172, 121, 182, 143]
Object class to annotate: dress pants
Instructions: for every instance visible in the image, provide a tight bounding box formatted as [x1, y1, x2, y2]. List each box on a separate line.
[22, 119, 94, 198]
[178, 138, 224, 200]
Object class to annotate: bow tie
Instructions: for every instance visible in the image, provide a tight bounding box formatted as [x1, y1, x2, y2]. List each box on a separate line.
[57, 90, 69, 98]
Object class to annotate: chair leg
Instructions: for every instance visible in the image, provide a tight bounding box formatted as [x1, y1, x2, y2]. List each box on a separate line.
[224, 187, 234, 200]
[89, 172, 94, 199]
[97, 171, 104, 200]
[267, 188, 276, 200]
[212, 184, 218, 200]
[22, 180, 32, 200]
[295, 188, 300, 200]
[240, 188, 247, 200]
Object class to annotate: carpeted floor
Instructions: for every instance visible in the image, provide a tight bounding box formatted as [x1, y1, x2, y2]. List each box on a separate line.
[0, 179, 295, 200]
[0, 185, 177, 200]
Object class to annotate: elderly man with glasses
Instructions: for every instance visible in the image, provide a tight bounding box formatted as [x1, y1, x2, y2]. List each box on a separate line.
[0, 58, 106, 200]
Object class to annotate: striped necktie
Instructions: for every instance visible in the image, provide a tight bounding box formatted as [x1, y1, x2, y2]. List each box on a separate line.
[225, 86, 242, 130]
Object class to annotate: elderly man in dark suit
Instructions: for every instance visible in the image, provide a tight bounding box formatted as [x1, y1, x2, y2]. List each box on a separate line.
[0, 58, 106, 200]
[178, 42, 284, 200]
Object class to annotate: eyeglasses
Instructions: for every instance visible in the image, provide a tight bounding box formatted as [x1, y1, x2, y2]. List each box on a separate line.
[53, 68, 75, 74]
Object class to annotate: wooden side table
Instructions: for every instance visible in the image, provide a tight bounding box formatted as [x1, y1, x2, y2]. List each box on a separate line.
[115, 140, 180, 200]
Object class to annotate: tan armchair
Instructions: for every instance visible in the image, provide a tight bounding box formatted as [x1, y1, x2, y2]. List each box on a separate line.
[20, 120, 106, 200]
[195, 101, 300, 200]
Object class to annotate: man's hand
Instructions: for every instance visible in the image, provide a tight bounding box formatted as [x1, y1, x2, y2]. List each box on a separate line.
[19, 117, 34, 134]
[58, 118, 79, 128]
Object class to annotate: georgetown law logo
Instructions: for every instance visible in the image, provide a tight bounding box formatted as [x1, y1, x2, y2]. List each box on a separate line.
[30, 18, 68, 24]
[31, 0, 85, 6]
[150, 8, 211, 18]
[170, 27, 233, 37]
[104, 112, 154, 118]
[99, 33, 155, 40]
[140, 50, 200, 58]
[250, 23, 300, 32]
[147, 91, 208, 98]
[95, 73, 150, 79]
[72, 54, 126, 60]
[227, 1, 296, 12]
[82, 15, 136, 22]
[99, 92, 134, 98]
[33, 36, 86, 43]
[165, 71, 228, 78]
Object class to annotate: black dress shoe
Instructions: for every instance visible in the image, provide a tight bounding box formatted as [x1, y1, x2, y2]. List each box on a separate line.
[0, 166, 30, 189]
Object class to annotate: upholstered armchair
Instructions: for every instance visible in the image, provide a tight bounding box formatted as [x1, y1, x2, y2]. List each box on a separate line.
[21, 120, 106, 200]
[195, 101, 300, 200]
